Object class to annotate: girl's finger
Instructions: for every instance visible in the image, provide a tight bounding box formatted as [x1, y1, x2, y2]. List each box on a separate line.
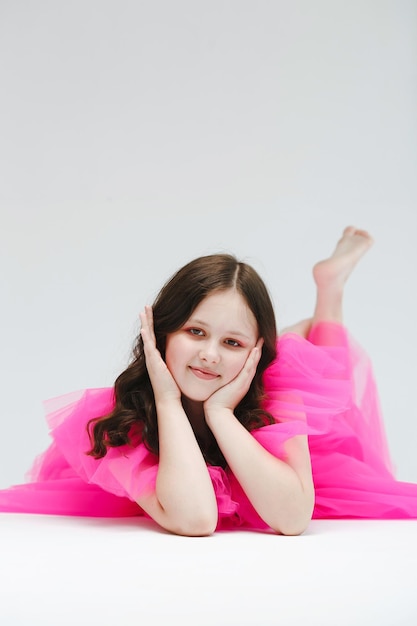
[144, 305, 156, 341]
[245, 345, 261, 371]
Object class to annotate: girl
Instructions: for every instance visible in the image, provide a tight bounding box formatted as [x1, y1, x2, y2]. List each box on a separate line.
[1, 226, 416, 534]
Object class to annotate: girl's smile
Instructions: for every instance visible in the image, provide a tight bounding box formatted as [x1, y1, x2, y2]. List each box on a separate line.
[189, 366, 220, 380]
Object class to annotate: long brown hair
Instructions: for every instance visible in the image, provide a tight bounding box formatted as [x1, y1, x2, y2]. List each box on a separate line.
[87, 253, 278, 467]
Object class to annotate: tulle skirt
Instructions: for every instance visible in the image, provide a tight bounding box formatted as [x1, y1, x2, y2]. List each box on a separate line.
[1, 322, 416, 530]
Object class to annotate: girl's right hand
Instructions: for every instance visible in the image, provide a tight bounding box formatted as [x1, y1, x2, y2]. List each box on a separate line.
[140, 305, 181, 404]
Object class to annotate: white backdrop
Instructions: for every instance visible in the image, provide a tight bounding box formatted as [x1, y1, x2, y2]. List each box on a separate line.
[1, 0, 416, 489]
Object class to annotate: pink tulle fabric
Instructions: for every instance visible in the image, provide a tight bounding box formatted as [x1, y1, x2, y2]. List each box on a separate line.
[1, 322, 416, 530]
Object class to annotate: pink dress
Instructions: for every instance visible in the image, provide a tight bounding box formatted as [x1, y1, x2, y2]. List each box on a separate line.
[1, 322, 416, 530]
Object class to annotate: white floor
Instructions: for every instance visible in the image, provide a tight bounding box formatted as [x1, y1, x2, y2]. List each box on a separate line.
[0, 515, 416, 626]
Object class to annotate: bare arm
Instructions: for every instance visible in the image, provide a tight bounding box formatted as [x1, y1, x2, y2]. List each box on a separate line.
[136, 307, 217, 536]
[205, 346, 314, 535]
[138, 399, 218, 536]
[206, 411, 314, 534]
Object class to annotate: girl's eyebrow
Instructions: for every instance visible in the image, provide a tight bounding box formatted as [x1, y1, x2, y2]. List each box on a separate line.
[187, 318, 252, 340]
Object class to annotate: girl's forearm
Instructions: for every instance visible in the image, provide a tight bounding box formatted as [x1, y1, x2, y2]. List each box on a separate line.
[206, 409, 314, 535]
[141, 400, 218, 536]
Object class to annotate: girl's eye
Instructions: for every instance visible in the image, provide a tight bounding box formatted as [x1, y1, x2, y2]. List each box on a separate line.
[225, 339, 241, 347]
[189, 328, 204, 337]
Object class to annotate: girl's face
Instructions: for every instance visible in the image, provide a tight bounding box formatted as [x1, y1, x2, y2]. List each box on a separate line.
[165, 289, 259, 402]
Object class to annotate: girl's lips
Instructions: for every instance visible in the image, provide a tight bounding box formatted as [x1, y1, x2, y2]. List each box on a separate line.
[189, 367, 220, 380]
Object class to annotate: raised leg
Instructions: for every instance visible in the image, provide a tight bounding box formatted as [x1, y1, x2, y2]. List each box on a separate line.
[280, 226, 374, 342]
[312, 226, 373, 326]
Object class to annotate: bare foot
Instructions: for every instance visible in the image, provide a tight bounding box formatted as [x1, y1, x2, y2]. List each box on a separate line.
[313, 226, 374, 290]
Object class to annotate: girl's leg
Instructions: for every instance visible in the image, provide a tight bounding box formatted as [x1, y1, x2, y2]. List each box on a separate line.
[312, 226, 373, 325]
[280, 226, 374, 345]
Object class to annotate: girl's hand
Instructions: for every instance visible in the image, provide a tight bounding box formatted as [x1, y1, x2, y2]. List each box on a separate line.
[204, 339, 263, 416]
[140, 305, 181, 404]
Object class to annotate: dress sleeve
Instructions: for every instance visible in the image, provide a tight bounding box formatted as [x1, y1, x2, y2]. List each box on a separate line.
[43, 388, 159, 501]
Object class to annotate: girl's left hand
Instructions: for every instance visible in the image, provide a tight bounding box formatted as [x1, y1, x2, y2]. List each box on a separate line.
[204, 338, 263, 415]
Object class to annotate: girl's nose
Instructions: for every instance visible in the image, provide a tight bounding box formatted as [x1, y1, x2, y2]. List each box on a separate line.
[199, 342, 220, 364]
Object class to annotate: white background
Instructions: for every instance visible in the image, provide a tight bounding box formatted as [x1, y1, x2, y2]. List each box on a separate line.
[1, 0, 416, 489]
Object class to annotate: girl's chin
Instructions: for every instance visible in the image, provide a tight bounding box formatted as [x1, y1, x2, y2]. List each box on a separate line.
[181, 389, 213, 405]
[181, 393, 209, 404]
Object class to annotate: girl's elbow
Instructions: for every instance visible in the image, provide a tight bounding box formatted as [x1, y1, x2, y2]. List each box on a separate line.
[271, 497, 314, 536]
[169, 511, 218, 537]
[173, 518, 217, 537]
[275, 516, 311, 536]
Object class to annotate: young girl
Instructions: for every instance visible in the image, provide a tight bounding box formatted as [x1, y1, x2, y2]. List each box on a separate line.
[1, 226, 416, 535]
